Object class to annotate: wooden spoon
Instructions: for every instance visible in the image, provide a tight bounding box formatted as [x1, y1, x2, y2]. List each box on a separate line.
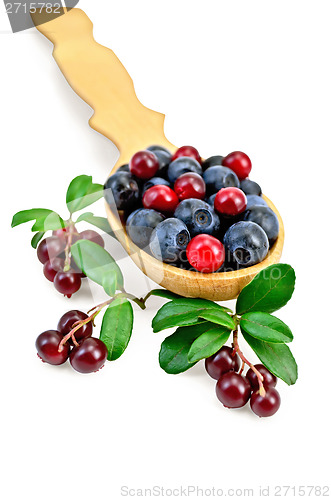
[33, 8, 284, 301]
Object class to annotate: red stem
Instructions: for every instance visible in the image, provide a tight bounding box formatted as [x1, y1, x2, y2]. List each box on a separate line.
[233, 330, 266, 397]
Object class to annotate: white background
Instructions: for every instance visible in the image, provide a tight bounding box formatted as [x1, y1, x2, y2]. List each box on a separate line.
[1, 1, 330, 499]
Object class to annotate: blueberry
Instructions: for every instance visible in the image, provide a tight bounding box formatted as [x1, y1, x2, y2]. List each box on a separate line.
[203, 166, 240, 195]
[244, 206, 279, 246]
[147, 146, 172, 178]
[147, 145, 172, 155]
[223, 221, 269, 268]
[142, 177, 170, 195]
[246, 194, 268, 210]
[202, 155, 224, 170]
[240, 178, 262, 196]
[206, 193, 217, 207]
[149, 218, 190, 264]
[117, 164, 130, 173]
[167, 157, 202, 183]
[126, 208, 165, 249]
[104, 171, 140, 211]
[174, 198, 220, 237]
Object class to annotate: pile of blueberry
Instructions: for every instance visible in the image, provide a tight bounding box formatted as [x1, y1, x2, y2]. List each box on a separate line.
[205, 346, 281, 417]
[36, 310, 108, 374]
[104, 145, 279, 273]
[36, 228, 105, 297]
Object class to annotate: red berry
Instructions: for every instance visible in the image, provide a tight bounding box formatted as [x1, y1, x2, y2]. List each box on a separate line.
[216, 372, 251, 408]
[186, 234, 225, 273]
[130, 150, 159, 179]
[36, 330, 70, 365]
[70, 338, 108, 374]
[250, 387, 281, 417]
[222, 151, 252, 180]
[174, 172, 206, 200]
[214, 187, 247, 216]
[37, 237, 66, 264]
[57, 310, 93, 344]
[54, 271, 81, 297]
[143, 185, 179, 215]
[52, 226, 78, 242]
[43, 258, 64, 282]
[246, 364, 277, 391]
[172, 145, 201, 164]
[79, 229, 105, 248]
[205, 346, 241, 380]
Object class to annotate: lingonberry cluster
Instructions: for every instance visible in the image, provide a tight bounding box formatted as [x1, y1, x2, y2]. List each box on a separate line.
[37, 227, 104, 297]
[104, 145, 280, 273]
[36, 309, 108, 373]
[205, 345, 281, 417]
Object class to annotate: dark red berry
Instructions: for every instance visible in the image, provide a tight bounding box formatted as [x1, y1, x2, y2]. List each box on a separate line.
[214, 187, 247, 216]
[216, 372, 251, 408]
[250, 387, 281, 417]
[54, 271, 81, 297]
[70, 338, 108, 374]
[79, 229, 105, 248]
[143, 185, 179, 215]
[246, 364, 277, 391]
[36, 330, 70, 365]
[43, 258, 64, 282]
[172, 145, 201, 164]
[130, 150, 159, 179]
[57, 310, 93, 344]
[37, 237, 66, 264]
[186, 234, 225, 273]
[205, 346, 241, 380]
[222, 151, 252, 180]
[174, 172, 206, 200]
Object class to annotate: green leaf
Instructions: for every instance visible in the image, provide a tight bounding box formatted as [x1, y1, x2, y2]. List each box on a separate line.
[11, 209, 56, 228]
[147, 289, 184, 301]
[66, 175, 104, 214]
[102, 271, 117, 296]
[199, 309, 236, 331]
[152, 298, 231, 333]
[31, 231, 45, 249]
[159, 323, 216, 374]
[76, 212, 115, 237]
[240, 312, 293, 343]
[241, 331, 298, 385]
[188, 326, 231, 363]
[236, 264, 296, 315]
[100, 297, 133, 361]
[31, 212, 65, 232]
[71, 240, 124, 293]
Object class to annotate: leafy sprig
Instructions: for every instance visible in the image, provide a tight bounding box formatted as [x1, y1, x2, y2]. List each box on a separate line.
[151, 263, 297, 391]
[11, 175, 113, 248]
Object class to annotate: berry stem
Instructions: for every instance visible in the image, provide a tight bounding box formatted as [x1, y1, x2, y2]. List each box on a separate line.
[232, 330, 266, 397]
[63, 218, 75, 272]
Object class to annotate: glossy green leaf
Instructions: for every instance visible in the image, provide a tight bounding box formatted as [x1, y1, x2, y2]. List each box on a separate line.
[100, 297, 133, 361]
[199, 309, 236, 331]
[71, 240, 123, 293]
[12, 209, 58, 228]
[240, 312, 293, 343]
[159, 323, 216, 374]
[102, 271, 117, 296]
[147, 289, 183, 301]
[241, 330, 298, 385]
[236, 264, 296, 315]
[31, 212, 65, 232]
[66, 175, 104, 214]
[76, 212, 115, 237]
[152, 298, 231, 333]
[188, 326, 231, 363]
[31, 231, 45, 249]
